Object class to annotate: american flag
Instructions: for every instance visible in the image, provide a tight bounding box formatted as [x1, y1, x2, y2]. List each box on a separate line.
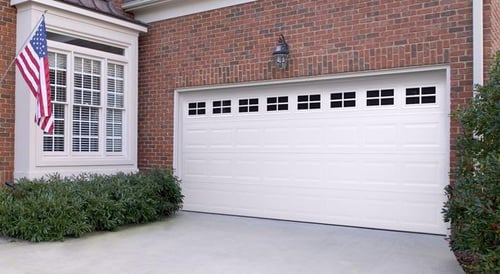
[15, 15, 53, 134]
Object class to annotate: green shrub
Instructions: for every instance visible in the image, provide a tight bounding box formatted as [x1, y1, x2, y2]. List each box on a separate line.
[442, 52, 500, 273]
[0, 169, 183, 242]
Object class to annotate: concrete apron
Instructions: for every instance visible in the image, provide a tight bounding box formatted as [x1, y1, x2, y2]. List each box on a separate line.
[0, 211, 463, 274]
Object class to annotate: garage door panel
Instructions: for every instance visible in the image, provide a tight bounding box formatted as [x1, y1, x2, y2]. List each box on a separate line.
[183, 185, 444, 232]
[184, 151, 446, 190]
[325, 161, 360, 181]
[402, 123, 444, 148]
[178, 70, 449, 234]
[402, 161, 443, 187]
[263, 128, 291, 148]
[209, 128, 234, 148]
[326, 126, 360, 147]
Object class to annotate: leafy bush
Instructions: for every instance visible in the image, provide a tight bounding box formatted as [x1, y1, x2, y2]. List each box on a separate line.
[442, 52, 500, 273]
[0, 169, 183, 242]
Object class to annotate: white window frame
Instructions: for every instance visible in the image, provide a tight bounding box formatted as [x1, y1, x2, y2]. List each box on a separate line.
[43, 42, 129, 158]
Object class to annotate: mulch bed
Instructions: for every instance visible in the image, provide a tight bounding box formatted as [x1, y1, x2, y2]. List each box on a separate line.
[454, 250, 480, 274]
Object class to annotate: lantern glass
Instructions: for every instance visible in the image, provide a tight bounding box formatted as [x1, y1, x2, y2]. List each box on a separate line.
[274, 54, 288, 69]
[272, 34, 289, 69]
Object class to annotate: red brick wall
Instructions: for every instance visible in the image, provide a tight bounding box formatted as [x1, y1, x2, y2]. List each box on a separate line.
[484, 0, 500, 75]
[137, 0, 474, 172]
[0, 0, 16, 186]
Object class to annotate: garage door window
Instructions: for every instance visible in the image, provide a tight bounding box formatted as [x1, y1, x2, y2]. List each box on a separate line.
[406, 87, 436, 104]
[331, 92, 356, 108]
[298, 94, 321, 110]
[213, 100, 231, 114]
[366, 89, 394, 106]
[188, 102, 206, 115]
[267, 96, 288, 111]
[239, 98, 259, 112]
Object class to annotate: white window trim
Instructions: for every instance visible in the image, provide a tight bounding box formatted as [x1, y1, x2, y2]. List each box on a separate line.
[41, 42, 129, 160]
[13, 1, 145, 179]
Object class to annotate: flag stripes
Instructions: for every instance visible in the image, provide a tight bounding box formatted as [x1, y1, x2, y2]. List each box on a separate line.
[15, 15, 53, 134]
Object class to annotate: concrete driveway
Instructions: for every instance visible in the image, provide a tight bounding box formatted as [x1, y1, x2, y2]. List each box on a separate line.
[0, 211, 463, 274]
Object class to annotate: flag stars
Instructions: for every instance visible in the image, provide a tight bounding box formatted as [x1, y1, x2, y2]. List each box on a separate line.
[30, 21, 48, 57]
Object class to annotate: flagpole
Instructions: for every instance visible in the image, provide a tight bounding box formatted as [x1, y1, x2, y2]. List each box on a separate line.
[0, 10, 48, 86]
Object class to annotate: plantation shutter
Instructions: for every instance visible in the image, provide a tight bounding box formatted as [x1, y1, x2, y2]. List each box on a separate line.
[44, 52, 67, 152]
[72, 57, 101, 152]
[106, 63, 124, 152]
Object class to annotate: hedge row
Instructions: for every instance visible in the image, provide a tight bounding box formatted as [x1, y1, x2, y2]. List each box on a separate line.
[0, 169, 183, 242]
[443, 52, 500, 273]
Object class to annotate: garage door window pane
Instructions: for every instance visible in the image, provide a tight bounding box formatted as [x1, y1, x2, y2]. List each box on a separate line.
[331, 92, 356, 108]
[366, 89, 394, 106]
[298, 94, 321, 110]
[267, 96, 288, 111]
[239, 98, 259, 112]
[406, 87, 436, 105]
[213, 100, 231, 114]
[188, 102, 206, 115]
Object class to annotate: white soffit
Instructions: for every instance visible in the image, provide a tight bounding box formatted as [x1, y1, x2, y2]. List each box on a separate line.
[123, 0, 257, 23]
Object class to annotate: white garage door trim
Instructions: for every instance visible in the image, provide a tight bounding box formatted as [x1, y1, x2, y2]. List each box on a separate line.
[174, 66, 450, 235]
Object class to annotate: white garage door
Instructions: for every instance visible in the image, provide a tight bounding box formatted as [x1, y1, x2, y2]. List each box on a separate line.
[176, 69, 449, 234]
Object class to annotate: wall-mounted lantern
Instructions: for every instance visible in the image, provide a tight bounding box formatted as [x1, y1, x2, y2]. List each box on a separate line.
[272, 34, 289, 69]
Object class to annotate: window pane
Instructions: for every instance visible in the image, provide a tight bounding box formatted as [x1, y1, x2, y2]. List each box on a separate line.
[297, 95, 308, 102]
[422, 87, 436, 95]
[381, 98, 394, 105]
[331, 101, 342, 108]
[267, 97, 277, 104]
[45, 52, 68, 152]
[106, 109, 123, 152]
[298, 103, 308, 110]
[310, 94, 321, 101]
[310, 102, 321, 109]
[422, 96, 436, 104]
[278, 104, 288, 110]
[49, 53, 67, 103]
[73, 106, 99, 152]
[406, 97, 420, 104]
[344, 92, 356, 99]
[344, 100, 356, 107]
[331, 93, 342, 100]
[74, 57, 101, 107]
[107, 63, 124, 109]
[278, 96, 288, 103]
[367, 99, 379, 106]
[367, 90, 379, 97]
[406, 88, 420, 96]
[381, 89, 394, 97]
